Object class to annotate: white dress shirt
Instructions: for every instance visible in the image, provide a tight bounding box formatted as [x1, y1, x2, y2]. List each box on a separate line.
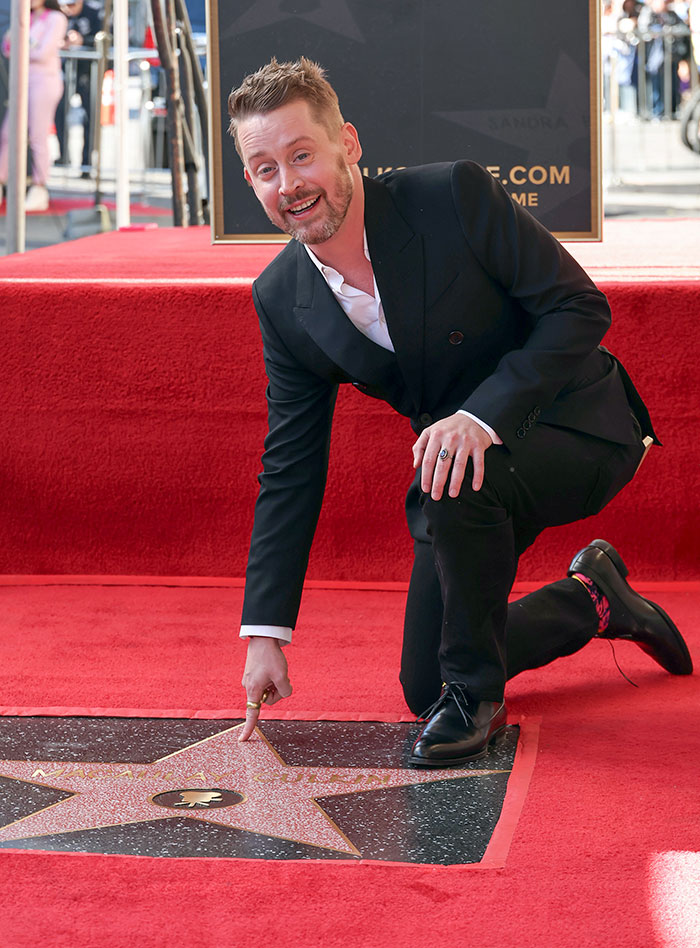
[240, 232, 501, 644]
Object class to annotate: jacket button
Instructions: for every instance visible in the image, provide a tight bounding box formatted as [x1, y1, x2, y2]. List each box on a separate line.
[448, 331, 464, 345]
[528, 412, 537, 423]
[534, 406, 541, 416]
[516, 428, 526, 439]
[419, 412, 433, 426]
[523, 419, 532, 430]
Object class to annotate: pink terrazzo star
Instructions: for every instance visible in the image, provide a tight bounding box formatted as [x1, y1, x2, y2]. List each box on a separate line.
[0, 725, 509, 855]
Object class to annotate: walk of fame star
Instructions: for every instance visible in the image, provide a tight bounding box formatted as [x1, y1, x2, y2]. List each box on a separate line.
[0, 716, 536, 868]
[0, 725, 508, 856]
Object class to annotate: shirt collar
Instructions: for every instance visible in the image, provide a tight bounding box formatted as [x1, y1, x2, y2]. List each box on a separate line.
[304, 230, 371, 291]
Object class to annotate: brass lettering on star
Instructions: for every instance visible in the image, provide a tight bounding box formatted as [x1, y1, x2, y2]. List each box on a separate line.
[253, 771, 393, 785]
[29, 767, 237, 782]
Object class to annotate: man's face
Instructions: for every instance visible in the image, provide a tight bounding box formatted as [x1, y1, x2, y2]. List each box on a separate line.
[60, 0, 84, 15]
[237, 99, 360, 245]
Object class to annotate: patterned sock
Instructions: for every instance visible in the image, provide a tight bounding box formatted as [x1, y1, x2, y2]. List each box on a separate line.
[571, 573, 610, 634]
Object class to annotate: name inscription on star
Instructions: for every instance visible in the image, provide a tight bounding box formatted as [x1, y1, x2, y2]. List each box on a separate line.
[0, 725, 510, 857]
[26, 766, 402, 786]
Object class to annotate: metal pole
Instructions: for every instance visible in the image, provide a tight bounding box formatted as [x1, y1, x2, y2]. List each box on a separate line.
[608, 51, 618, 184]
[173, 0, 208, 175]
[150, 0, 187, 225]
[663, 29, 673, 118]
[5, 0, 30, 255]
[93, 0, 112, 206]
[638, 38, 649, 120]
[113, 0, 130, 227]
[177, 31, 202, 224]
[61, 55, 77, 167]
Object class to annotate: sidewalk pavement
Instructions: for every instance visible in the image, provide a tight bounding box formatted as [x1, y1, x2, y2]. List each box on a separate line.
[1, 116, 699, 256]
[602, 113, 700, 218]
[0, 166, 176, 255]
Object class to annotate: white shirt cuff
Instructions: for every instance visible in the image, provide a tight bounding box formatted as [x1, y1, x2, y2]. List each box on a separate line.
[458, 410, 503, 445]
[240, 624, 292, 645]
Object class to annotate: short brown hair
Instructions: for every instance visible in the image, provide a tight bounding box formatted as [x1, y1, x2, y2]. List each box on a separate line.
[227, 57, 344, 158]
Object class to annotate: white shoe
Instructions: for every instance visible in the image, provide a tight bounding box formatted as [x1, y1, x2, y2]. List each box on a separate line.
[25, 184, 49, 212]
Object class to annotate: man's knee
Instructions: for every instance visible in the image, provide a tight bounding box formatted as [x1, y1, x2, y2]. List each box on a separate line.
[421, 476, 509, 534]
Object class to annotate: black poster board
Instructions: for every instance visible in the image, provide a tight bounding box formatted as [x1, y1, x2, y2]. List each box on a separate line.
[208, 0, 601, 242]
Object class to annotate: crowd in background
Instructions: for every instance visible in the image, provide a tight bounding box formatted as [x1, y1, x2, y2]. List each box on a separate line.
[0, 0, 103, 211]
[603, 0, 700, 118]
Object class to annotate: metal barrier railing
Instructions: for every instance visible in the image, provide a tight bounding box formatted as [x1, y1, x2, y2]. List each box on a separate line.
[56, 42, 206, 182]
[603, 22, 696, 121]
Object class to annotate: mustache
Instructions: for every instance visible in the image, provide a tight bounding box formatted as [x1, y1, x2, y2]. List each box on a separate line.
[278, 191, 323, 213]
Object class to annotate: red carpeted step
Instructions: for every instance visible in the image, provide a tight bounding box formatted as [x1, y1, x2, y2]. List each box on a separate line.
[0, 225, 698, 580]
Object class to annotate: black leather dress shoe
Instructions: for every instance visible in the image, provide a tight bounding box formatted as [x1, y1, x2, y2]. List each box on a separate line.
[568, 539, 693, 675]
[409, 683, 507, 768]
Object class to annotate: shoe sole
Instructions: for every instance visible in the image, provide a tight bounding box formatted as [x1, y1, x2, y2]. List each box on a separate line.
[577, 539, 693, 675]
[407, 725, 508, 768]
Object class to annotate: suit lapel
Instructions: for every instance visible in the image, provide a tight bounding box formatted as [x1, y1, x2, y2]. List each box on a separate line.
[364, 176, 425, 415]
[291, 239, 399, 388]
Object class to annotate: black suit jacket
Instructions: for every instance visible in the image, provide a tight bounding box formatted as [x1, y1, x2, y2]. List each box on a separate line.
[242, 161, 653, 628]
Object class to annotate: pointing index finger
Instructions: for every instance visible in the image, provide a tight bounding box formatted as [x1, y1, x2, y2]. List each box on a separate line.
[238, 691, 268, 742]
[238, 704, 260, 742]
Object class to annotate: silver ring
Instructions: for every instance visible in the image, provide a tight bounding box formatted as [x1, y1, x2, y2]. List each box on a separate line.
[438, 448, 454, 461]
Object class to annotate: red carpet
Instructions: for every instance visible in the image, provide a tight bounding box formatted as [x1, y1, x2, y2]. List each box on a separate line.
[0, 198, 171, 217]
[0, 220, 698, 947]
[0, 578, 698, 947]
[0, 222, 698, 581]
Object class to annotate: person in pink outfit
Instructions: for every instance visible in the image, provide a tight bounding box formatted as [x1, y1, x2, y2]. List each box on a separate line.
[0, 0, 67, 211]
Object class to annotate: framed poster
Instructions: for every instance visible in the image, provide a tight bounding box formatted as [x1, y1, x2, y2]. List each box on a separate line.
[208, 0, 601, 242]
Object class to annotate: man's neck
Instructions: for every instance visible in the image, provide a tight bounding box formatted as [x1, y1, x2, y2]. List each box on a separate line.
[305, 167, 366, 273]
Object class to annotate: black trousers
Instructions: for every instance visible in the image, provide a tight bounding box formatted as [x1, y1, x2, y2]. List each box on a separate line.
[400, 422, 645, 714]
[55, 67, 93, 169]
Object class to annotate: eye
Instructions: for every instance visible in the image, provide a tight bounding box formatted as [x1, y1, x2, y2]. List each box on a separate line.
[256, 164, 275, 178]
[294, 151, 311, 162]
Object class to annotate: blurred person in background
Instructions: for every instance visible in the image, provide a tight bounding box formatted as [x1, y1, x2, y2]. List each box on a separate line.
[602, 1, 619, 111]
[638, 0, 691, 116]
[54, 0, 103, 176]
[616, 0, 644, 114]
[0, 0, 67, 211]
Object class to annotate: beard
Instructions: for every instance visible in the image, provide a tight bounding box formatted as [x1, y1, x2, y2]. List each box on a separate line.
[269, 157, 355, 245]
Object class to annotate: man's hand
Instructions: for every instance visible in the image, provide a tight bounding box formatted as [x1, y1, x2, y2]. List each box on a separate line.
[413, 413, 493, 499]
[238, 636, 292, 742]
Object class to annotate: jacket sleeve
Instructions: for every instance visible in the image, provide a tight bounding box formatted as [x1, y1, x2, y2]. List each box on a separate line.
[241, 282, 337, 628]
[30, 11, 66, 63]
[451, 161, 612, 448]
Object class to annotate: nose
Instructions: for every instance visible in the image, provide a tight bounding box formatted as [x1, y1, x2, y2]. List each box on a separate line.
[278, 166, 303, 196]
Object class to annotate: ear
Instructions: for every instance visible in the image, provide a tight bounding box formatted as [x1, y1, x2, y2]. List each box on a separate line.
[340, 122, 362, 165]
[244, 167, 253, 187]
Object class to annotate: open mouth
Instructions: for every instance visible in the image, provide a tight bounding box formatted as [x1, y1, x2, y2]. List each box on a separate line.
[287, 196, 321, 216]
